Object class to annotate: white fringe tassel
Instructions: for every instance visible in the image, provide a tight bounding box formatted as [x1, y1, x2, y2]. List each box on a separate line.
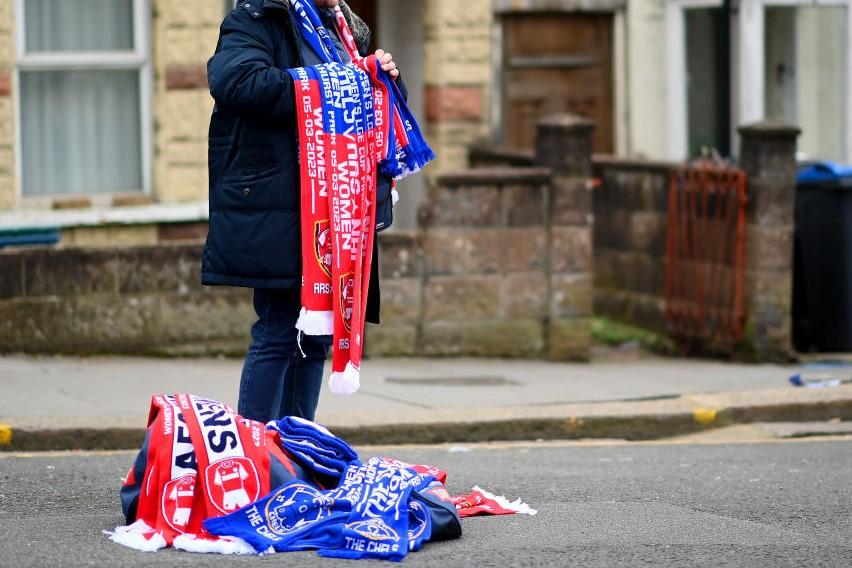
[295, 308, 334, 336]
[391, 188, 400, 207]
[173, 534, 256, 555]
[104, 520, 167, 552]
[105, 521, 256, 555]
[473, 485, 538, 516]
[329, 362, 361, 395]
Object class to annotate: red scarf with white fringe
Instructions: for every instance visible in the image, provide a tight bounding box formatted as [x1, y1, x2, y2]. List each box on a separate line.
[107, 394, 295, 553]
[290, 2, 434, 395]
[289, 3, 388, 395]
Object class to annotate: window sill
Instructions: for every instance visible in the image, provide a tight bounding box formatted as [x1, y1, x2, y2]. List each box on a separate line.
[0, 201, 209, 233]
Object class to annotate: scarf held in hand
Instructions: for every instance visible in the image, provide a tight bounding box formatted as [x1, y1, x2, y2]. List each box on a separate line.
[288, 0, 434, 395]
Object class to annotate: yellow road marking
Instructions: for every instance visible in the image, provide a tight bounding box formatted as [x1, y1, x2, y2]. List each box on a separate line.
[692, 408, 718, 425]
[0, 423, 12, 446]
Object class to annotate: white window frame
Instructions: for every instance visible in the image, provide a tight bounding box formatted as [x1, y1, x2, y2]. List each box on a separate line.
[665, 0, 725, 160]
[667, 0, 852, 161]
[738, 0, 852, 161]
[13, 0, 153, 202]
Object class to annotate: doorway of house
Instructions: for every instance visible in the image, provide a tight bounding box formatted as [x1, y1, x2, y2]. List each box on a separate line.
[500, 12, 615, 153]
[343, 0, 426, 229]
[343, 0, 378, 51]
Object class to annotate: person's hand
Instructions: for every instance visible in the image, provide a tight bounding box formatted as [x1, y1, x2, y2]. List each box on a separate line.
[375, 49, 399, 80]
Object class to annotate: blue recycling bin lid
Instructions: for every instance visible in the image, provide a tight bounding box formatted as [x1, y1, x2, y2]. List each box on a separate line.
[797, 161, 852, 183]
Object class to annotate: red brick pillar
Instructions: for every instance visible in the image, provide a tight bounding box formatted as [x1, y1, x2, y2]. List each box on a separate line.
[536, 115, 595, 361]
[738, 122, 801, 361]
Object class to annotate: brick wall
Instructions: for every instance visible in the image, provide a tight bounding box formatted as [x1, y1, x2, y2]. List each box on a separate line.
[422, 0, 494, 173]
[152, 0, 220, 204]
[592, 158, 673, 333]
[0, 1, 220, 213]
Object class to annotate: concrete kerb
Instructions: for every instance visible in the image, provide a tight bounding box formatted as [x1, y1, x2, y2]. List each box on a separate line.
[3, 388, 852, 451]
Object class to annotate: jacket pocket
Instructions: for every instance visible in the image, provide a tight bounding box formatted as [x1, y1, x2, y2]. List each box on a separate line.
[215, 166, 296, 211]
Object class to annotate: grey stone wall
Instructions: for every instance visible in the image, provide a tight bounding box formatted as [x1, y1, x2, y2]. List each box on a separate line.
[592, 158, 674, 334]
[0, 245, 253, 355]
[0, 117, 799, 361]
[591, 123, 800, 361]
[0, 115, 598, 360]
[738, 122, 801, 361]
[369, 162, 595, 361]
[414, 168, 554, 358]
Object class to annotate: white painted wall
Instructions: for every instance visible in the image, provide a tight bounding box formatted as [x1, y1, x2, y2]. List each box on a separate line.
[796, 6, 847, 161]
[625, 0, 670, 159]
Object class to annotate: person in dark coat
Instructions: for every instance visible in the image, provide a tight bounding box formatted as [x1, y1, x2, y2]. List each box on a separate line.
[204, 0, 402, 423]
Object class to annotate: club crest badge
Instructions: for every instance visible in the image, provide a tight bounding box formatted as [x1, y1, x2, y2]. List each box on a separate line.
[204, 457, 260, 515]
[347, 518, 399, 542]
[162, 474, 197, 532]
[264, 483, 332, 536]
[408, 500, 430, 541]
[340, 273, 355, 332]
[314, 219, 332, 278]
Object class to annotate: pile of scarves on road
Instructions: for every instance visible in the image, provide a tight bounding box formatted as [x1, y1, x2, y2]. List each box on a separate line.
[106, 393, 535, 561]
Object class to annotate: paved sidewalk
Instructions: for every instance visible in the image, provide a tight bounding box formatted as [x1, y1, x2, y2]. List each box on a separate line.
[1, 354, 851, 449]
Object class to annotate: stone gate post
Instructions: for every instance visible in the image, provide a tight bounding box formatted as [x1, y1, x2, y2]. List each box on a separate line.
[535, 115, 595, 361]
[738, 121, 801, 361]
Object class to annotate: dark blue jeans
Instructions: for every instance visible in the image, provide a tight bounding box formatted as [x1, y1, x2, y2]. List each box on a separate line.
[238, 288, 331, 423]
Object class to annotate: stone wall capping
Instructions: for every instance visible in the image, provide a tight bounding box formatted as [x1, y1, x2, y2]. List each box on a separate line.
[592, 154, 679, 173]
[436, 167, 552, 187]
[468, 146, 535, 168]
[537, 113, 596, 131]
[738, 121, 802, 139]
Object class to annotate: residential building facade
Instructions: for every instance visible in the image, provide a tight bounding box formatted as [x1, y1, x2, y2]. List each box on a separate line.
[0, 0, 847, 243]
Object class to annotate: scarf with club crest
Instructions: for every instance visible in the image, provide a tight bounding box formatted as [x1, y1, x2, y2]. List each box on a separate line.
[106, 394, 305, 554]
[288, 0, 434, 395]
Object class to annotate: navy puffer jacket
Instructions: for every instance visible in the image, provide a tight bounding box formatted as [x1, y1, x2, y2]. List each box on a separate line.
[203, 0, 397, 289]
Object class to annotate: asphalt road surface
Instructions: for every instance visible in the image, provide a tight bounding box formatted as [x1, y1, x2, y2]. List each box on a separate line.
[1, 438, 851, 567]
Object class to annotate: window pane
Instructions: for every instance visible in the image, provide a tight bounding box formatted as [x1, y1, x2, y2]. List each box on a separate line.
[21, 70, 143, 196]
[25, 0, 134, 52]
[686, 8, 730, 157]
[765, 6, 848, 161]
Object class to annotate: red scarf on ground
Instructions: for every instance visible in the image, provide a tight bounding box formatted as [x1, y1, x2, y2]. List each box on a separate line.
[107, 394, 296, 553]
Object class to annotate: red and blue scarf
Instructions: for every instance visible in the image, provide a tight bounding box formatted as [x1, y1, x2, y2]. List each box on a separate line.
[106, 394, 304, 554]
[288, 0, 434, 395]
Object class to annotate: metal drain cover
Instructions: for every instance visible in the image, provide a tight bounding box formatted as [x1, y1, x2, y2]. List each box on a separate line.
[383, 376, 519, 386]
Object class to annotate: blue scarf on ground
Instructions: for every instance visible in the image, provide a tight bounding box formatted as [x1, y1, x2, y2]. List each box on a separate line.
[267, 417, 360, 480]
[203, 457, 434, 561]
